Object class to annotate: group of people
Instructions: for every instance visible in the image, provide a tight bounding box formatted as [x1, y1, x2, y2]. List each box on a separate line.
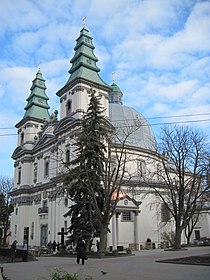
[47, 240, 60, 253]
[10, 237, 99, 265]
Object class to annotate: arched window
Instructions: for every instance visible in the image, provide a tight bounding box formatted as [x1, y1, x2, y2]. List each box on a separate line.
[21, 132, 24, 145]
[137, 160, 146, 177]
[44, 160, 49, 177]
[31, 222, 34, 240]
[66, 149, 70, 163]
[64, 197, 68, 207]
[34, 163, 38, 182]
[66, 99, 72, 115]
[17, 169, 21, 184]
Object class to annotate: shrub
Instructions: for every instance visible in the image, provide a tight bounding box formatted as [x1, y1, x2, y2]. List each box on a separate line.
[49, 269, 79, 280]
[48, 268, 92, 280]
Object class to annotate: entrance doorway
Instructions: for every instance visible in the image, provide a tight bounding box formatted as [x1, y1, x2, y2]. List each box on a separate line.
[40, 225, 48, 246]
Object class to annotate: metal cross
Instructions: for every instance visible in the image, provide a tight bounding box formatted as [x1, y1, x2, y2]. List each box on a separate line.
[83, 16, 87, 29]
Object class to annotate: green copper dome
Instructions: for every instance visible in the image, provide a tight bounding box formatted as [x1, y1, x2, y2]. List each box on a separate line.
[111, 82, 122, 93]
[23, 69, 50, 121]
[65, 28, 109, 88]
[109, 82, 123, 104]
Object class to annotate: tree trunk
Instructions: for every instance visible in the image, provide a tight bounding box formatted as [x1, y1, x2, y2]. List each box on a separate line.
[173, 226, 182, 250]
[99, 226, 109, 252]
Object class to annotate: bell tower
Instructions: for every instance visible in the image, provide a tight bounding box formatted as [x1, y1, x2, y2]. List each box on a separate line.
[56, 26, 111, 120]
[12, 70, 50, 189]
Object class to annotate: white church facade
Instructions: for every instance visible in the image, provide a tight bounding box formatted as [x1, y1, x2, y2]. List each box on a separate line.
[10, 26, 210, 251]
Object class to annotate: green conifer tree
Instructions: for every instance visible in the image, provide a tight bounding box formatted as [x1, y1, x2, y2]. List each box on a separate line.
[64, 88, 109, 245]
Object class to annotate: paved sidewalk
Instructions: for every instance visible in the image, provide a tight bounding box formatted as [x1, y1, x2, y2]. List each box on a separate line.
[1, 247, 210, 280]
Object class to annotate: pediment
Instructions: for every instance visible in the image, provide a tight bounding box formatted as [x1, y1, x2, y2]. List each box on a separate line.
[116, 195, 141, 211]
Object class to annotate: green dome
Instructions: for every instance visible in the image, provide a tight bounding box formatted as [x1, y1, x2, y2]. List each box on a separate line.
[111, 82, 122, 93]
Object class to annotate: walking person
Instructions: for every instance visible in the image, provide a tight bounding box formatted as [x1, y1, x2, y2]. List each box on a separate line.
[52, 240, 57, 253]
[146, 237, 151, 249]
[96, 240, 100, 252]
[10, 240, 18, 263]
[76, 238, 86, 265]
[47, 240, 52, 253]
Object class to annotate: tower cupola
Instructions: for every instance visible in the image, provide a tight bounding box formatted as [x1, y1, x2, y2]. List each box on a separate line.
[22, 69, 50, 121]
[66, 27, 109, 87]
[56, 25, 111, 120]
[109, 82, 123, 104]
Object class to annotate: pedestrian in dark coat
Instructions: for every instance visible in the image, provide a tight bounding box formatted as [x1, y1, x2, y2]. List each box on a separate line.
[52, 240, 57, 253]
[11, 240, 18, 263]
[76, 238, 86, 265]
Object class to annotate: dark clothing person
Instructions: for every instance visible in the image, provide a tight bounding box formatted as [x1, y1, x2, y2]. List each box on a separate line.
[96, 240, 100, 252]
[76, 239, 86, 265]
[47, 241, 52, 253]
[11, 240, 17, 263]
[89, 239, 93, 251]
[146, 238, 151, 249]
[52, 240, 57, 252]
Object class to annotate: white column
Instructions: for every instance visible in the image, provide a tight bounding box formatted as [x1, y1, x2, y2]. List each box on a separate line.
[112, 213, 117, 250]
[116, 213, 120, 246]
[134, 211, 139, 250]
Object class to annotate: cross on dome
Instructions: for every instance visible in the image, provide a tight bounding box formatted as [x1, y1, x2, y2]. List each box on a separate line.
[83, 16, 87, 29]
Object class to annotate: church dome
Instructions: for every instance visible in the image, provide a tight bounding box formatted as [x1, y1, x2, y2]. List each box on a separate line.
[108, 83, 156, 151]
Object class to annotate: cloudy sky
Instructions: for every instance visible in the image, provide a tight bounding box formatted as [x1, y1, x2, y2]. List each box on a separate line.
[0, 0, 210, 177]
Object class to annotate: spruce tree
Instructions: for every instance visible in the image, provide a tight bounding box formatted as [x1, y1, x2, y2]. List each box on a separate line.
[64, 88, 109, 244]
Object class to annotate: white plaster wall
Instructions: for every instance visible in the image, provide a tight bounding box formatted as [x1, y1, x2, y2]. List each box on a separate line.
[21, 162, 32, 186]
[193, 212, 210, 240]
[118, 217, 134, 247]
[137, 194, 160, 247]
[59, 84, 109, 120]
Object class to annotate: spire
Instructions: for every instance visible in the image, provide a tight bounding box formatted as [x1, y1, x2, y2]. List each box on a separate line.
[22, 69, 50, 121]
[65, 27, 109, 88]
[109, 80, 123, 104]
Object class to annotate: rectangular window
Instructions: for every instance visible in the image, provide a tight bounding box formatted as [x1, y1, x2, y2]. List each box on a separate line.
[15, 225, 17, 234]
[161, 203, 170, 222]
[122, 211, 132, 221]
[43, 200, 47, 208]
[195, 230, 200, 240]
[137, 160, 146, 177]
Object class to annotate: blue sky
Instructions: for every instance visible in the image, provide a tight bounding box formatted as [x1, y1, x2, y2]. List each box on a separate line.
[0, 0, 210, 177]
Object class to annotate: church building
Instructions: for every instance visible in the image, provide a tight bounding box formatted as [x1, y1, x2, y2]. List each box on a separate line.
[10, 26, 210, 251]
